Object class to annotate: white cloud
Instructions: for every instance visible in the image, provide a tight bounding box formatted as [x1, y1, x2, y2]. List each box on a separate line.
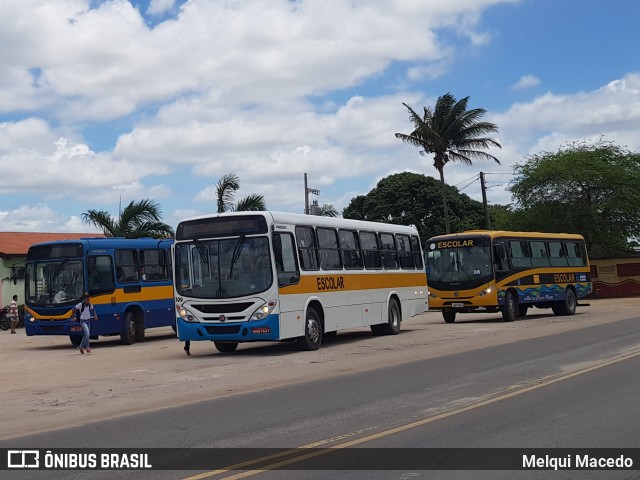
[147, 0, 176, 16]
[511, 74, 541, 90]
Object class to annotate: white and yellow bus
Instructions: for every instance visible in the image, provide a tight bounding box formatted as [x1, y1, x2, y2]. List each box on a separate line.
[173, 211, 428, 352]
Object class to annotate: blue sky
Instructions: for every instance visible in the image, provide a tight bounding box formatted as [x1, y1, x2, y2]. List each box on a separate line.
[1, 0, 639, 233]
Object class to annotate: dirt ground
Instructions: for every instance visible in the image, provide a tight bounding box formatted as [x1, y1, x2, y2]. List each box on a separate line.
[1, 297, 639, 441]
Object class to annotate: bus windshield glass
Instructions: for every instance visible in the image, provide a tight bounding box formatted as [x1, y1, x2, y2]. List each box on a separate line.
[175, 236, 272, 299]
[26, 259, 85, 306]
[426, 236, 493, 289]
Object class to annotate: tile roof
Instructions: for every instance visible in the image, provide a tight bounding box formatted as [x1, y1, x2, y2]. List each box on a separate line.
[0, 232, 104, 256]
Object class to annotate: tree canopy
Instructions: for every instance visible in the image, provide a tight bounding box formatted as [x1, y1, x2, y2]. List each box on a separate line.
[342, 172, 489, 240]
[82, 199, 174, 238]
[395, 93, 501, 233]
[508, 140, 640, 251]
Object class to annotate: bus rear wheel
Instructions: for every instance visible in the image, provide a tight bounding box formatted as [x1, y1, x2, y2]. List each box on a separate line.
[298, 307, 322, 351]
[120, 311, 137, 345]
[214, 341, 238, 353]
[502, 291, 517, 322]
[442, 309, 456, 323]
[553, 288, 577, 316]
[69, 335, 82, 346]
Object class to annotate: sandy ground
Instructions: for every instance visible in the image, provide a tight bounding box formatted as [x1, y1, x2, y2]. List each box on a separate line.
[1, 297, 639, 441]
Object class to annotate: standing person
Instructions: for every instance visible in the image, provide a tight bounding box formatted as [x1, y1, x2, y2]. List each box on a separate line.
[9, 295, 19, 334]
[75, 293, 97, 354]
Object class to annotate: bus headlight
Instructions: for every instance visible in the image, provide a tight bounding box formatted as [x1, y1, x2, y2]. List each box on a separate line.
[176, 305, 198, 323]
[251, 300, 277, 321]
[478, 286, 493, 297]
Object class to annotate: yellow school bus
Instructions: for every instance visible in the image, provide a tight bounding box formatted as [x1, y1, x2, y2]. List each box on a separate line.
[425, 230, 591, 323]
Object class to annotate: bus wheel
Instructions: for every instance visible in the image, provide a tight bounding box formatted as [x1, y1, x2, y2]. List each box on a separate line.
[298, 307, 322, 351]
[69, 335, 82, 346]
[502, 292, 517, 322]
[442, 309, 456, 323]
[120, 311, 136, 345]
[384, 298, 401, 335]
[214, 341, 238, 353]
[555, 289, 577, 316]
[518, 304, 529, 317]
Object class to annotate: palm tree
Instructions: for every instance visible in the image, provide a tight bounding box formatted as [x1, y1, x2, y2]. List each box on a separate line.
[82, 199, 174, 238]
[215, 172, 266, 213]
[319, 204, 338, 217]
[395, 92, 501, 233]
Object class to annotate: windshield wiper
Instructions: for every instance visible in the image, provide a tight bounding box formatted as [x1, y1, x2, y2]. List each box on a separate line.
[229, 235, 246, 278]
[51, 259, 68, 282]
[192, 237, 209, 265]
[436, 259, 456, 282]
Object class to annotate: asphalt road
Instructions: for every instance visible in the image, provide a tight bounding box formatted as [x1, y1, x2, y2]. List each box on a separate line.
[2, 314, 640, 480]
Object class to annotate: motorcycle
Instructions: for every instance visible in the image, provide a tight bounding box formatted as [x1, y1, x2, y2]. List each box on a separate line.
[0, 306, 10, 331]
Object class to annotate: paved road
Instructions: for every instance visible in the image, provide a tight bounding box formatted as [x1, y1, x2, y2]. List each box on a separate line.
[2, 314, 640, 479]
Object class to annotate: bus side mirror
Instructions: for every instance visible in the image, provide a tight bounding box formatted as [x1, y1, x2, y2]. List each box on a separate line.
[278, 273, 300, 288]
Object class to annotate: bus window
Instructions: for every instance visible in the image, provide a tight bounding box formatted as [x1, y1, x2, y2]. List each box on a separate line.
[87, 255, 115, 295]
[410, 235, 423, 269]
[360, 231, 382, 269]
[295, 226, 319, 271]
[494, 243, 509, 272]
[317, 227, 342, 270]
[509, 240, 531, 268]
[274, 232, 300, 287]
[566, 242, 586, 266]
[530, 241, 550, 267]
[396, 234, 415, 269]
[140, 249, 168, 281]
[338, 229, 363, 270]
[548, 241, 568, 266]
[115, 250, 140, 282]
[379, 233, 399, 269]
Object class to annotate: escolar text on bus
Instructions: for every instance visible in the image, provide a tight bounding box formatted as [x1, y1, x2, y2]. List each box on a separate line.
[316, 276, 345, 291]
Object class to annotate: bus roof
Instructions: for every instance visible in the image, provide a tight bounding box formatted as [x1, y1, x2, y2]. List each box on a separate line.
[27, 237, 173, 251]
[177, 210, 421, 235]
[427, 230, 585, 242]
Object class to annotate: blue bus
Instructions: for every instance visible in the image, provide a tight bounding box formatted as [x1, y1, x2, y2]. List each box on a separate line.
[24, 238, 175, 346]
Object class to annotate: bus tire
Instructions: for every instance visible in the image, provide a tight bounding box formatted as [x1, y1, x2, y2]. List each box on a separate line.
[70, 335, 82, 346]
[214, 341, 238, 353]
[442, 309, 456, 323]
[502, 291, 517, 322]
[134, 317, 145, 342]
[384, 298, 401, 335]
[518, 304, 529, 317]
[556, 288, 577, 316]
[298, 307, 322, 351]
[120, 311, 136, 345]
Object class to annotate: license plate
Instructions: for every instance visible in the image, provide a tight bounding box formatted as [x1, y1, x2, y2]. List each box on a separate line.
[451, 303, 464, 308]
[70, 325, 82, 332]
[251, 327, 270, 334]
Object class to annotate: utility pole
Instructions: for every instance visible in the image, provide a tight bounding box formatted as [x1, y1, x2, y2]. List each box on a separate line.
[304, 173, 321, 215]
[304, 173, 309, 214]
[480, 172, 491, 229]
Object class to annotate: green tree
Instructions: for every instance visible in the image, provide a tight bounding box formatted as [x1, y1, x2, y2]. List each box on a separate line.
[215, 172, 266, 213]
[508, 140, 640, 251]
[395, 93, 501, 233]
[342, 172, 487, 240]
[82, 199, 174, 238]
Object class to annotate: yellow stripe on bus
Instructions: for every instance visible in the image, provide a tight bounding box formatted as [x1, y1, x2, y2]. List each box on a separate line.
[280, 272, 427, 294]
[27, 285, 174, 320]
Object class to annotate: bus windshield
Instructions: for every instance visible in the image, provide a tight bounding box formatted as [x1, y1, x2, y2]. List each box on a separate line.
[26, 259, 85, 306]
[175, 236, 272, 299]
[426, 237, 493, 289]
